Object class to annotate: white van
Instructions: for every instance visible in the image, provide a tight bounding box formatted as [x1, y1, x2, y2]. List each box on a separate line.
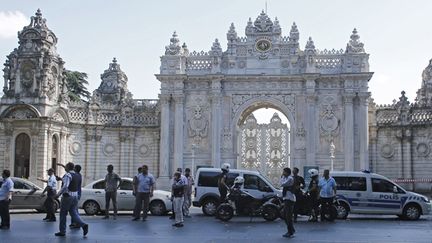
[192, 168, 282, 216]
[332, 171, 432, 220]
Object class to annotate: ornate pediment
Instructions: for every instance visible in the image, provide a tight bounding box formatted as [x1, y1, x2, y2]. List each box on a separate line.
[1, 105, 40, 119]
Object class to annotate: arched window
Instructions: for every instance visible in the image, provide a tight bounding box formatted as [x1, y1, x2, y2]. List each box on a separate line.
[14, 133, 31, 178]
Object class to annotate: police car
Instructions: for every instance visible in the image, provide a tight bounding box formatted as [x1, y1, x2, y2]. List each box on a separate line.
[331, 171, 431, 220]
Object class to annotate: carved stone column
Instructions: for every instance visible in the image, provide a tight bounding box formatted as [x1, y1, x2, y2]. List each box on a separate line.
[210, 79, 222, 168]
[173, 93, 184, 172]
[358, 94, 370, 170]
[30, 123, 40, 179]
[158, 94, 171, 178]
[343, 93, 355, 170]
[305, 77, 317, 167]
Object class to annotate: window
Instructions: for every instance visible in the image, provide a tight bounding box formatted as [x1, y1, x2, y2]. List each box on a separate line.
[198, 171, 239, 187]
[13, 180, 31, 190]
[92, 181, 106, 190]
[119, 180, 133, 191]
[244, 174, 272, 192]
[372, 178, 403, 193]
[333, 176, 367, 191]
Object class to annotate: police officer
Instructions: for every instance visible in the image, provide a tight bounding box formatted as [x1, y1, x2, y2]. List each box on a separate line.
[307, 169, 320, 222]
[218, 163, 230, 203]
[39, 168, 57, 222]
[318, 169, 337, 221]
[292, 167, 305, 222]
[54, 162, 88, 237]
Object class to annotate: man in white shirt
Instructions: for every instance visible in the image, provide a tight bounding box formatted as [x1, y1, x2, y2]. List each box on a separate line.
[0, 170, 14, 230]
[280, 167, 296, 238]
[40, 168, 57, 222]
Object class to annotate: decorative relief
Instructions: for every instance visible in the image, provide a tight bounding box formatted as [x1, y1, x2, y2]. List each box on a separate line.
[69, 141, 82, 156]
[231, 93, 296, 118]
[295, 123, 306, 150]
[52, 112, 65, 122]
[380, 143, 395, 158]
[416, 142, 430, 157]
[319, 96, 340, 140]
[138, 144, 150, 157]
[187, 96, 209, 145]
[103, 143, 116, 156]
[221, 127, 232, 152]
[5, 108, 38, 119]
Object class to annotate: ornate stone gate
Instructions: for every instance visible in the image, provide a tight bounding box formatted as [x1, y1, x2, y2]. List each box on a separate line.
[156, 11, 372, 186]
[238, 113, 290, 185]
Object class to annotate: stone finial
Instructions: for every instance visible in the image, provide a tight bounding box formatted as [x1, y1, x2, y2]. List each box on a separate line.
[346, 28, 365, 54]
[289, 22, 299, 43]
[227, 23, 237, 41]
[273, 17, 281, 34]
[422, 58, 432, 85]
[253, 10, 273, 32]
[182, 42, 189, 55]
[108, 57, 121, 71]
[210, 38, 222, 56]
[305, 37, 316, 55]
[28, 8, 47, 28]
[165, 31, 182, 55]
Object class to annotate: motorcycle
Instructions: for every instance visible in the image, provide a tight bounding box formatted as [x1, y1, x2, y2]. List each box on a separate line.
[278, 192, 338, 222]
[215, 187, 280, 222]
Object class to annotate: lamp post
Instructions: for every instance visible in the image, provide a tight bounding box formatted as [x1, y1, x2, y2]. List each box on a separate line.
[191, 143, 197, 175]
[330, 141, 335, 171]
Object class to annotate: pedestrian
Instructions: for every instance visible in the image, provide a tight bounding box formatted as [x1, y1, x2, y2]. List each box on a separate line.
[183, 168, 194, 218]
[132, 166, 143, 197]
[54, 162, 88, 237]
[318, 169, 337, 221]
[69, 164, 82, 229]
[292, 167, 305, 222]
[280, 167, 296, 238]
[0, 170, 14, 230]
[218, 163, 230, 203]
[307, 169, 320, 222]
[170, 168, 187, 220]
[103, 164, 121, 220]
[132, 165, 155, 221]
[39, 168, 57, 222]
[172, 171, 186, 227]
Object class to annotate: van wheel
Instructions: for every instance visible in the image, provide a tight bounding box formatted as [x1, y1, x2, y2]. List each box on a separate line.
[402, 204, 421, 220]
[335, 202, 349, 220]
[202, 198, 218, 216]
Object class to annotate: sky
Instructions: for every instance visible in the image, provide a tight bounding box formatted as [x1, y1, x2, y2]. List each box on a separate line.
[0, 0, 431, 124]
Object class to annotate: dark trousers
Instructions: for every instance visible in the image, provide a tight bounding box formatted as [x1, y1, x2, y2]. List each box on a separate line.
[320, 197, 334, 220]
[283, 200, 295, 235]
[105, 191, 118, 216]
[133, 192, 150, 219]
[219, 189, 227, 203]
[44, 191, 56, 220]
[293, 192, 302, 220]
[59, 196, 85, 233]
[0, 199, 10, 227]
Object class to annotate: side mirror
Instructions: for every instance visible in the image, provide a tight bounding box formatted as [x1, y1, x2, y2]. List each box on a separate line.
[393, 186, 398, 193]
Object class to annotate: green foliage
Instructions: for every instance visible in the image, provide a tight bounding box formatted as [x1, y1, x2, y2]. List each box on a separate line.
[64, 70, 91, 102]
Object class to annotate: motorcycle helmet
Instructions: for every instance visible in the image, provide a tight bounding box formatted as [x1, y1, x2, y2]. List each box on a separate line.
[308, 168, 319, 177]
[221, 163, 230, 172]
[233, 176, 244, 185]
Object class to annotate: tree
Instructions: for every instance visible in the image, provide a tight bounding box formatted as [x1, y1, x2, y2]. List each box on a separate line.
[64, 70, 91, 102]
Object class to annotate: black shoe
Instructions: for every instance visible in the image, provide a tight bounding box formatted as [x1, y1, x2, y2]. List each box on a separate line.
[102, 216, 109, 219]
[132, 217, 140, 221]
[55, 232, 65, 237]
[169, 215, 175, 219]
[282, 233, 294, 238]
[0, 225, 10, 230]
[177, 223, 184, 227]
[42, 217, 49, 221]
[142, 218, 147, 221]
[82, 224, 89, 236]
[46, 218, 56, 222]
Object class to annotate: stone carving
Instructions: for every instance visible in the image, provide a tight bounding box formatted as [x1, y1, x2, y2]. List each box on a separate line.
[416, 142, 430, 157]
[69, 141, 82, 155]
[380, 144, 395, 158]
[188, 104, 208, 144]
[221, 127, 232, 152]
[231, 93, 295, 118]
[346, 28, 365, 54]
[138, 144, 150, 157]
[5, 108, 37, 119]
[103, 143, 116, 156]
[319, 97, 340, 140]
[295, 123, 306, 150]
[52, 112, 65, 122]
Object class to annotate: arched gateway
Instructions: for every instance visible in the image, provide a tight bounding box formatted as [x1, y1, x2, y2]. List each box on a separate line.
[156, 11, 373, 186]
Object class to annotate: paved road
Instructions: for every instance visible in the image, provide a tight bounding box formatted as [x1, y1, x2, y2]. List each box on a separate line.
[1, 209, 431, 243]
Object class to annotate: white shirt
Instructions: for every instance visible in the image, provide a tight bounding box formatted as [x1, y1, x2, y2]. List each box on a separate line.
[280, 175, 296, 202]
[47, 175, 57, 190]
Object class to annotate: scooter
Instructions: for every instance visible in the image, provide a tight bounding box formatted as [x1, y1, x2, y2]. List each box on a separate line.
[215, 187, 280, 222]
[278, 192, 338, 222]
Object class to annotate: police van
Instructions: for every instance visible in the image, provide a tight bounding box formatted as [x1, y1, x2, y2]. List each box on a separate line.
[332, 171, 431, 220]
[192, 168, 282, 216]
